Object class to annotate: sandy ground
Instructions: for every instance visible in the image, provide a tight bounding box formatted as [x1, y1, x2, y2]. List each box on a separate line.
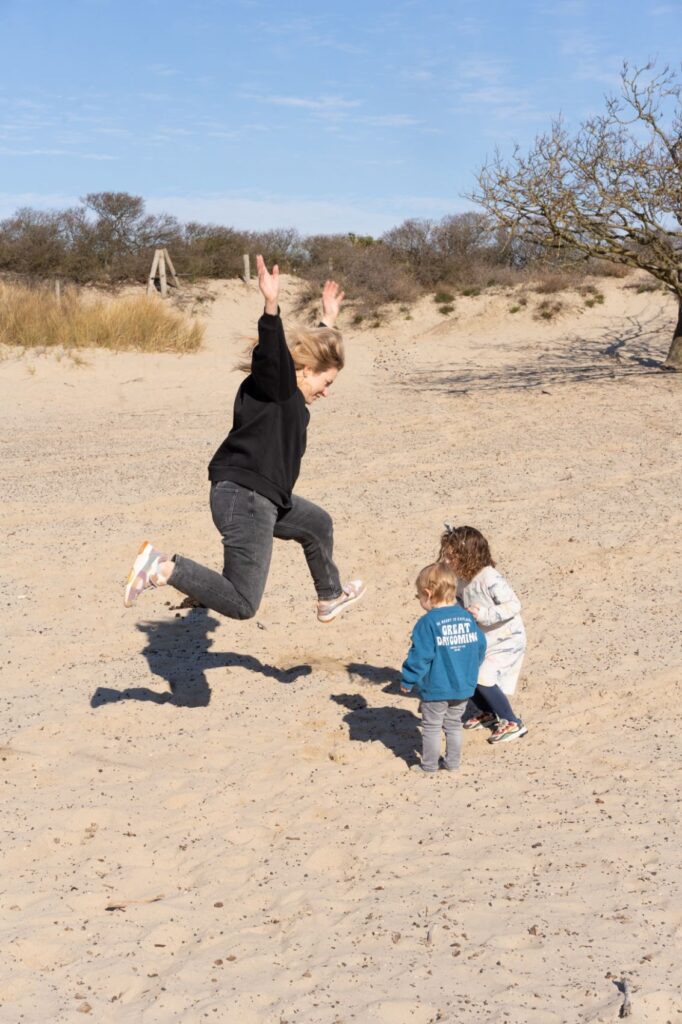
[2, 274, 681, 1024]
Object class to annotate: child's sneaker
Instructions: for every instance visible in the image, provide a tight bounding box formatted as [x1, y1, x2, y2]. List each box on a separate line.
[410, 763, 437, 776]
[463, 712, 498, 731]
[124, 541, 167, 607]
[488, 720, 528, 744]
[317, 580, 366, 623]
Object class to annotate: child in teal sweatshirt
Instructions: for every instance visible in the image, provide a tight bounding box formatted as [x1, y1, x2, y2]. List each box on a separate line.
[401, 562, 486, 774]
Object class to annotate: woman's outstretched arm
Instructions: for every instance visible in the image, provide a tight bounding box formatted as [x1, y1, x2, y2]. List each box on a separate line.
[257, 254, 280, 314]
[250, 255, 296, 401]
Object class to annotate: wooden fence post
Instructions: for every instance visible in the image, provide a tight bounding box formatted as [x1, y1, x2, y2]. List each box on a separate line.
[147, 250, 161, 295]
[243, 254, 251, 284]
[147, 248, 179, 297]
[158, 250, 168, 297]
[163, 249, 178, 289]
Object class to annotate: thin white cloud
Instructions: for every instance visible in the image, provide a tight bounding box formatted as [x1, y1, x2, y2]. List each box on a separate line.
[257, 94, 362, 111]
[12, 98, 46, 110]
[453, 16, 486, 36]
[457, 56, 507, 85]
[149, 64, 179, 77]
[137, 92, 172, 103]
[453, 55, 553, 123]
[241, 92, 425, 133]
[455, 84, 550, 124]
[255, 16, 367, 56]
[93, 126, 132, 137]
[536, 0, 586, 14]
[460, 85, 528, 106]
[404, 70, 435, 83]
[572, 61, 623, 87]
[151, 126, 193, 137]
[358, 114, 421, 127]
[552, 25, 624, 86]
[205, 130, 241, 140]
[0, 147, 115, 160]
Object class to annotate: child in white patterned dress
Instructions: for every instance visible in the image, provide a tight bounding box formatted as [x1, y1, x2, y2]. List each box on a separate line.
[439, 524, 528, 744]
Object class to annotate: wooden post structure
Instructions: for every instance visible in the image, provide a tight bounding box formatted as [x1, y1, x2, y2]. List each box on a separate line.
[159, 251, 168, 297]
[243, 254, 251, 284]
[55, 279, 62, 305]
[147, 250, 160, 295]
[147, 249, 179, 297]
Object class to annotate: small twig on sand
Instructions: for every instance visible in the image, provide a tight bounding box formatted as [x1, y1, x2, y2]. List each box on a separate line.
[105, 894, 164, 911]
[619, 976, 632, 1018]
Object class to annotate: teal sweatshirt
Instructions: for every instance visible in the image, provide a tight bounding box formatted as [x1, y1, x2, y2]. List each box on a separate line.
[401, 605, 486, 701]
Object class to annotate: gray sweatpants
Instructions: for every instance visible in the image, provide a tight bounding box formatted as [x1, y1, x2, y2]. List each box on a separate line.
[420, 699, 467, 772]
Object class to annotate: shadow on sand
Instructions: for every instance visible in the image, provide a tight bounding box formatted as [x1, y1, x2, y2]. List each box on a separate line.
[402, 314, 672, 394]
[345, 662, 402, 689]
[330, 691, 421, 767]
[91, 608, 312, 709]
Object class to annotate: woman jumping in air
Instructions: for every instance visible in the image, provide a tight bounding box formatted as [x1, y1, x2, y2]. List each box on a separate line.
[124, 255, 366, 623]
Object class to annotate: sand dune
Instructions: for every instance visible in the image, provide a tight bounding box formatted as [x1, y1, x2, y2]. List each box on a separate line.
[2, 275, 681, 1023]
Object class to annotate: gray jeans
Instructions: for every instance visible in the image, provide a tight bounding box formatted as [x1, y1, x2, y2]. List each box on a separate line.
[420, 699, 467, 772]
[169, 481, 342, 619]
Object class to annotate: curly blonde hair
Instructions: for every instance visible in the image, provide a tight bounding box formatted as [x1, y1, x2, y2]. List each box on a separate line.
[439, 525, 495, 583]
[237, 326, 344, 374]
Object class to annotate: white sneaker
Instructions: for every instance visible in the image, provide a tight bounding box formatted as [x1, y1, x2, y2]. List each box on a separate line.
[317, 580, 366, 623]
[124, 541, 167, 607]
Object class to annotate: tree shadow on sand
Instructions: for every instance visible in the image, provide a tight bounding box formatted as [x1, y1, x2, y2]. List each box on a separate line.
[331, 692, 421, 766]
[91, 607, 312, 709]
[402, 314, 672, 394]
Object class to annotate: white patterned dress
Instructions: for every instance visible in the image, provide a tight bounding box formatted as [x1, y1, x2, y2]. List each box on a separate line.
[457, 566, 526, 695]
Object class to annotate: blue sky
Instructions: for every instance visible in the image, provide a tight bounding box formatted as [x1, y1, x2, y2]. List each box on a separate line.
[0, 0, 680, 234]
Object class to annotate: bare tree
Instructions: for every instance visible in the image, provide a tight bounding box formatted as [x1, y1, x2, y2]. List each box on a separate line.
[472, 62, 682, 369]
[382, 213, 502, 286]
[82, 192, 146, 273]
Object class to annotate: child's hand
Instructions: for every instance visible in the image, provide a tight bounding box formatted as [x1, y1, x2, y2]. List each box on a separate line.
[467, 604, 482, 620]
[400, 685, 411, 694]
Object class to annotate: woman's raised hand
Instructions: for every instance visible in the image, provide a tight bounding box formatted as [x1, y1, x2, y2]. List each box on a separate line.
[257, 254, 280, 315]
[321, 280, 345, 327]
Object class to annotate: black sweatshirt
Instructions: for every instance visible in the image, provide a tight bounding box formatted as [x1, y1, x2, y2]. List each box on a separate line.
[207, 312, 309, 508]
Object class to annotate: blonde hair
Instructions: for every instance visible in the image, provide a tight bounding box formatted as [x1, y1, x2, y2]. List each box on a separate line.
[416, 562, 457, 605]
[237, 325, 345, 374]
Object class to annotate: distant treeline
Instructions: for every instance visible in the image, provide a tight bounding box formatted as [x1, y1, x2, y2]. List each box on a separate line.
[0, 192, 624, 312]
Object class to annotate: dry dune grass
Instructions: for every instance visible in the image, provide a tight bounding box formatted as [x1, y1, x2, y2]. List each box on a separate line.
[0, 282, 203, 353]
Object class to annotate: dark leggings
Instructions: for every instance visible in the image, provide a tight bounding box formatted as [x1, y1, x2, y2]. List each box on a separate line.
[464, 685, 521, 726]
